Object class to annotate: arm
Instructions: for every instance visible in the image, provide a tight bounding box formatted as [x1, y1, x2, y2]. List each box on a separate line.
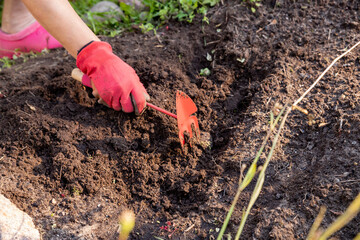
[22, 0, 99, 57]
[22, 0, 149, 114]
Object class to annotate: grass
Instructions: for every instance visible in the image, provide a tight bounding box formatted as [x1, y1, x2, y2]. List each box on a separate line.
[0, 49, 50, 70]
[0, 57, 14, 69]
[70, 0, 220, 36]
[242, 0, 261, 13]
[0, 0, 220, 69]
[216, 106, 285, 239]
[216, 105, 288, 240]
[307, 193, 360, 240]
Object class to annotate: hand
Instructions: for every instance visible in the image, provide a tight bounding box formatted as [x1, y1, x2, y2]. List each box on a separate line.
[76, 41, 150, 114]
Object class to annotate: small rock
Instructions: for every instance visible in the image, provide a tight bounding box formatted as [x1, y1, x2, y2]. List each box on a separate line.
[119, 0, 147, 11]
[149, 123, 155, 134]
[0, 194, 40, 240]
[58, 211, 65, 216]
[152, 164, 159, 171]
[141, 133, 150, 148]
[198, 132, 212, 149]
[89, 1, 123, 22]
[306, 142, 314, 150]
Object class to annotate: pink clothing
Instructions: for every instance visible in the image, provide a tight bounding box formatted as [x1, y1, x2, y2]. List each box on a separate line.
[0, 21, 62, 58]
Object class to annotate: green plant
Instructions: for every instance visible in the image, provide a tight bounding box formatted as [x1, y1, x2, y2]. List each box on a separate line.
[0, 48, 50, 70]
[71, 0, 220, 36]
[216, 105, 287, 240]
[139, 23, 156, 34]
[0, 57, 15, 69]
[242, 0, 261, 13]
[354, 233, 360, 240]
[235, 106, 290, 239]
[72, 187, 82, 196]
[199, 67, 210, 76]
[307, 194, 360, 240]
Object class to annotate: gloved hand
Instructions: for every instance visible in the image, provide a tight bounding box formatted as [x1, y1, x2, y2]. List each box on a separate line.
[76, 41, 150, 114]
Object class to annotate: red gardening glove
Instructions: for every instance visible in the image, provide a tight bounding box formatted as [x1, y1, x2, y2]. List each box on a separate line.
[76, 41, 149, 114]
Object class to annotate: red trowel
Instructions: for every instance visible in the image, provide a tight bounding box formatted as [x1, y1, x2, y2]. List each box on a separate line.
[71, 68, 200, 150]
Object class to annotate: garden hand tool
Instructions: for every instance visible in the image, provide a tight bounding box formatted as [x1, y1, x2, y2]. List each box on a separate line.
[71, 68, 200, 150]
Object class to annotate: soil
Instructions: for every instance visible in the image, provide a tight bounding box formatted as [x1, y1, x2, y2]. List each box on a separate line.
[0, 0, 359, 239]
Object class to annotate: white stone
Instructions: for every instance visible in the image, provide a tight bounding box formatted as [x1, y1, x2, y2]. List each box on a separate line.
[119, 0, 147, 11]
[0, 194, 40, 240]
[89, 1, 124, 21]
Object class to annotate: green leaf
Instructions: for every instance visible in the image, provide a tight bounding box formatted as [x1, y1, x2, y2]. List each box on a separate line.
[239, 163, 256, 190]
[200, 68, 211, 76]
[202, 0, 219, 7]
[153, 237, 165, 240]
[119, 2, 134, 15]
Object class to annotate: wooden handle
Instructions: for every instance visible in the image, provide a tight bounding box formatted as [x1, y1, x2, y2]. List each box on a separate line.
[71, 68, 83, 83]
[71, 68, 91, 87]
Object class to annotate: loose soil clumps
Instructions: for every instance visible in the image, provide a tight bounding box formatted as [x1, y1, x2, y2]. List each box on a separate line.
[0, 1, 359, 239]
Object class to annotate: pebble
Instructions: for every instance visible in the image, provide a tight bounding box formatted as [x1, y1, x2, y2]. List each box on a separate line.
[119, 0, 147, 11]
[141, 133, 150, 148]
[199, 132, 212, 149]
[89, 1, 123, 22]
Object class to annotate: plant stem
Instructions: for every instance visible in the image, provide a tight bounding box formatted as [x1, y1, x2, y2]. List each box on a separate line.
[293, 40, 360, 107]
[216, 109, 285, 240]
[234, 106, 291, 239]
[354, 233, 360, 240]
[318, 193, 360, 240]
[306, 206, 327, 240]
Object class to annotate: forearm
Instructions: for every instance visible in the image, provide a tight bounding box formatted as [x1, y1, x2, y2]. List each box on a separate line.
[22, 0, 99, 57]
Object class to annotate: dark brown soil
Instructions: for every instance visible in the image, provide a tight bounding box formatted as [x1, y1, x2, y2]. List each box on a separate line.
[1, 1, 359, 239]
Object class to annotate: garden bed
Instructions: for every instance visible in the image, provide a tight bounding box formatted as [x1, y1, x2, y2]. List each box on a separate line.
[0, 0, 359, 239]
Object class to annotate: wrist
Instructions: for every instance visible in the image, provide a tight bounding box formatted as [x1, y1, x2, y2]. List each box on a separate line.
[77, 40, 95, 55]
[76, 41, 114, 73]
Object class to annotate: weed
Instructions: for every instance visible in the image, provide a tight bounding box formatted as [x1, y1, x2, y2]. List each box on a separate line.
[0, 57, 15, 69]
[0, 48, 50, 70]
[71, 0, 220, 36]
[242, 0, 261, 13]
[199, 67, 210, 76]
[139, 22, 156, 34]
[216, 105, 286, 240]
[307, 194, 360, 240]
[72, 187, 82, 196]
